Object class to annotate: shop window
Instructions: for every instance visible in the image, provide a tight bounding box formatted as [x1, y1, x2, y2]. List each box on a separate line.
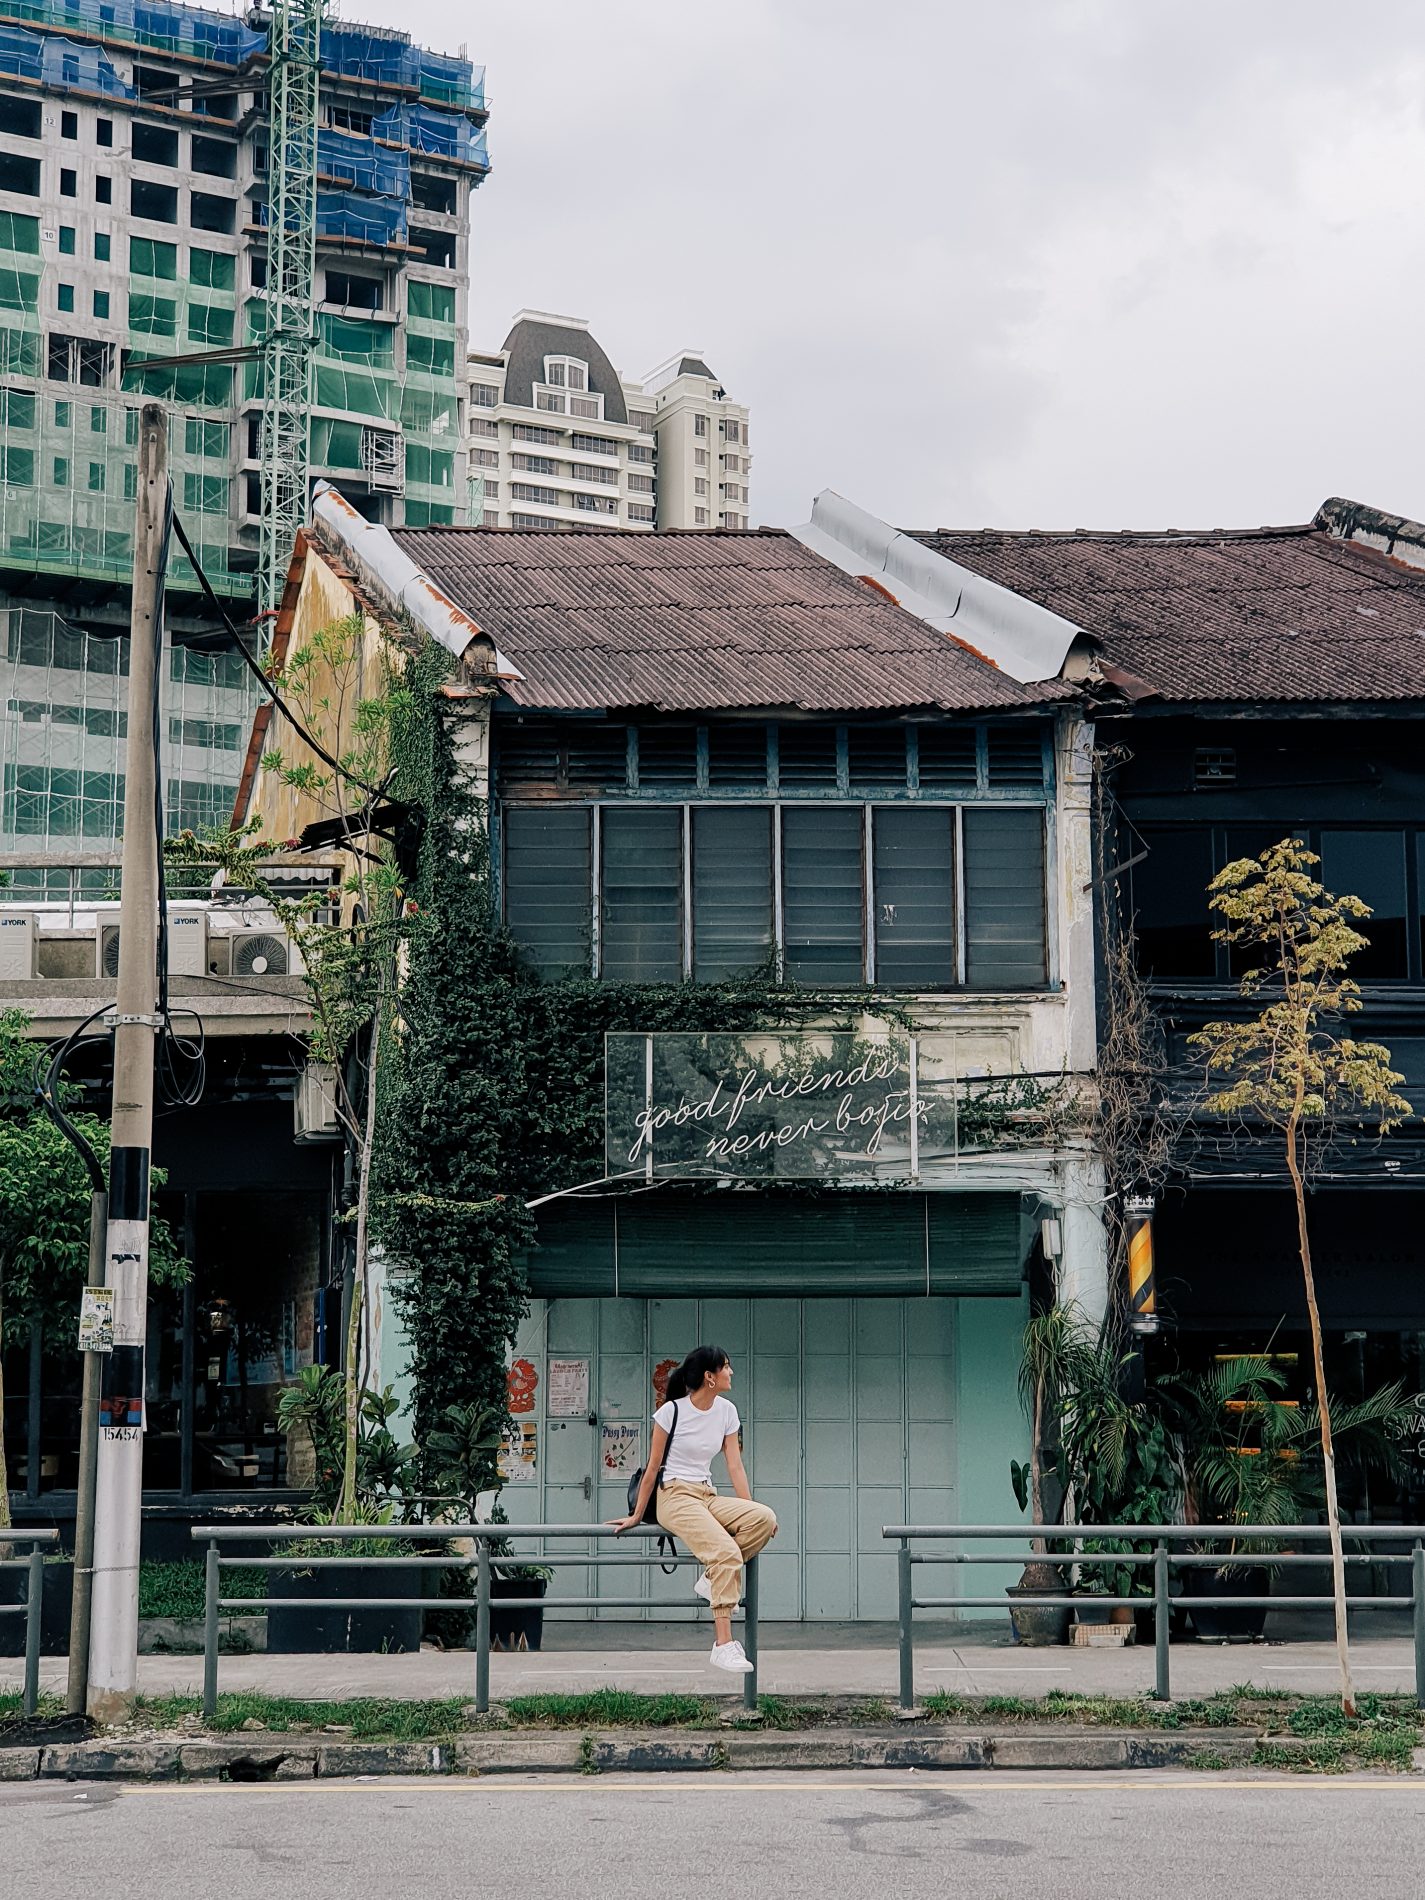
[782, 805, 864, 984]
[1321, 830, 1407, 980]
[133, 123, 179, 167]
[502, 806, 591, 976]
[601, 808, 683, 982]
[692, 806, 773, 980]
[873, 807, 955, 987]
[963, 808, 1047, 987]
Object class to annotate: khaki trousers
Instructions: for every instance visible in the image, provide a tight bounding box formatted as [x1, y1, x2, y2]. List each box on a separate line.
[656, 1480, 778, 1612]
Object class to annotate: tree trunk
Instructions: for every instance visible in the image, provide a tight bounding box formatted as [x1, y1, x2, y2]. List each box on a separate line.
[1285, 1100, 1356, 1717]
[337, 1275, 362, 1523]
[337, 1002, 383, 1524]
[1030, 1370, 1046, 1557]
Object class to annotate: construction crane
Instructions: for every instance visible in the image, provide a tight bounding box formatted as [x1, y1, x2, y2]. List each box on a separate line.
[258, 0, 323, 615]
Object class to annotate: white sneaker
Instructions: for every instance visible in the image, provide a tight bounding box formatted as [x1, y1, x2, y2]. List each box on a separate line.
[693, 1571, 713, 1603]
[709, 1640, 754, 1674]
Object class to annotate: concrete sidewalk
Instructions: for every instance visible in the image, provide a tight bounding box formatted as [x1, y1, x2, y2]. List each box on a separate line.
[5, 1613, 1419, 1703]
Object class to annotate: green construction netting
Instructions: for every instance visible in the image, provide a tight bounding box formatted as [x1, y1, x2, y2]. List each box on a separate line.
[406, 333, 454, 378]
[319, 313, 394, 366]
[0, 212, 39, 255]
[310, 416, 363, 470]
[406, 444, 453, 487]
[130, 236, 178, 280]
[0, 389, 34, 428]
[0, 268, 38, 313]
[182, 472, 229, 514]
[0, 327, 39, 376]
[187, 303, 233, 346]
[122, 361, 232, 407]
[401, 387, 458, 436]
[406, 281, 454, 324]
[1, 445, 34, 485]
[402, 500, 455, 527]
[129, 292, 177, 337]
[189, 247, 235, 291]
[183, 417, 229, 458]
[313, 363, 394, 418]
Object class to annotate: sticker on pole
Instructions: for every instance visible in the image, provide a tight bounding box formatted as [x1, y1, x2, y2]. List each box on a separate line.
[78, 1286, 115, 1354]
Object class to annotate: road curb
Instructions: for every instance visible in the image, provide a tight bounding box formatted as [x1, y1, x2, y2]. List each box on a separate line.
[0, 1725, 1257, 1782]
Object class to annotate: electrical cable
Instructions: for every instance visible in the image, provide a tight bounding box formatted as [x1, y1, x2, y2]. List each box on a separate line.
[34, 1004, 112, 1196]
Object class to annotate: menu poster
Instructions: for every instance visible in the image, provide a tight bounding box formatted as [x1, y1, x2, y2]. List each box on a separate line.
[548, 1357, 590, 1418]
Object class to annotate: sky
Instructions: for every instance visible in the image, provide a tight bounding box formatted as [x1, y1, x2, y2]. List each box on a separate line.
[388, 0, 1425, 533]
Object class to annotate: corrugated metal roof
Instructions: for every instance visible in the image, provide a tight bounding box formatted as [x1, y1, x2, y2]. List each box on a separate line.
[387, 527, 1066, 714]
[909, 519, 1425, 705]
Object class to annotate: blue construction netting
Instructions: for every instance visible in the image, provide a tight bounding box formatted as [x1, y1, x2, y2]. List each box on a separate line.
[1, 0, 263, 65]
[261, 193, 408, 247]
[320, 22, 482, 109]
[0, 22, 134, 94]
[372, 103, 489, 168]
[317, 127, 410, 199]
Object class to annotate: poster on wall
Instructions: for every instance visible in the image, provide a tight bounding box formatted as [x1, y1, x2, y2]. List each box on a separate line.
[548, 1358, 590, 1418]
[507, 1357, 540, 1416]
[601, 1423, 640, 1478]
[499, 1420, 538, 1484]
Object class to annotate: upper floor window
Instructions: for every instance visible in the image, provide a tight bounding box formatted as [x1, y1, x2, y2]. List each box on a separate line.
[694, 414, 708, 438]
[725, 420, 742, 444]
[1130, 823, 1419, 984]
[471, 383, 499, 408]
[543, 354, 588, 391]
[500, 800, 1048, 990]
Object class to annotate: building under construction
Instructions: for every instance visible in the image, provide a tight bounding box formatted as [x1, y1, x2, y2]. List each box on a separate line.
[0, 0, 490, 857]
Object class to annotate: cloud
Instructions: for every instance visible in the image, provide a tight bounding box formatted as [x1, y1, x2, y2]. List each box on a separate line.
[397, 0, 1425, 529]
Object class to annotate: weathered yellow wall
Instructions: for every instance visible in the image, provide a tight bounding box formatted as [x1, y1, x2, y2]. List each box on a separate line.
[244, 547, 402, 854]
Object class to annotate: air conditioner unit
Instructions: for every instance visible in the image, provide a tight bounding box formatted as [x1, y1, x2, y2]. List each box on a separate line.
[98, 921, 121, 980]
[230, 927, 302, 978]
[167, 903, 208, 978]
[294, 1061, 341, 1143]
[0, 910, 37, 980]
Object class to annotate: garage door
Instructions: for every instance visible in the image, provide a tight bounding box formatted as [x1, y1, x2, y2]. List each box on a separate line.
[514, 1290, 1026, 1621]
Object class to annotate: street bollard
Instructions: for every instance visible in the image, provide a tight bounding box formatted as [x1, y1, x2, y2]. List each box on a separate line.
[474, 1539, 491, 1716]
[742, 1555, 759, 1712]
[1153, 1541, 1170, 1701]
[897, 1541, 915, 1711]
[203, 1540, 220, 1720]
[23, 1546, 43, 1718]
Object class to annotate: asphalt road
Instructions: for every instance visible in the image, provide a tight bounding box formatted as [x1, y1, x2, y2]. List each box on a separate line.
[3, 1772, 1422, 1897]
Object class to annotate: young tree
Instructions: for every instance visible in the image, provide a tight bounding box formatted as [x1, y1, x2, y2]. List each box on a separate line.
[0, 1010, 185, 1528]
[1189, 838, 1411, 1716]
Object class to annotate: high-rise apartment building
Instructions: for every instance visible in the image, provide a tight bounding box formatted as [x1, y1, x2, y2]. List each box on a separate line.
[0, 0, 489, 857]
[467, 313, 750, 533]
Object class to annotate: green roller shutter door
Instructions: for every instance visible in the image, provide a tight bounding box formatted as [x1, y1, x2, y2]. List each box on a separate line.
[521, 1193, 1026, 1298]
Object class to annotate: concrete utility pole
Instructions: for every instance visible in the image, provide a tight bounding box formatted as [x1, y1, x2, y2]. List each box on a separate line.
[65, 1187, 107, 1717]
[87, 404, 167, 1723]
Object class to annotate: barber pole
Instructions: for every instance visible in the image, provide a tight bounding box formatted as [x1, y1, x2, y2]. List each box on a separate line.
[1125, 1191, 1160, 1334]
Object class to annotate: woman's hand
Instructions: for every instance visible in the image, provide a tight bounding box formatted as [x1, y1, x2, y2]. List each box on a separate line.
[606, 1513, 641, 1535]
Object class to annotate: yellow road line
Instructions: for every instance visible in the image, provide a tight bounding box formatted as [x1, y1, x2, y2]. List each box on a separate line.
[118, 1775, 1425, 1798]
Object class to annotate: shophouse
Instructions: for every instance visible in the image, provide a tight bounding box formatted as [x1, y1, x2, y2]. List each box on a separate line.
[235, 490, 1107, 1620]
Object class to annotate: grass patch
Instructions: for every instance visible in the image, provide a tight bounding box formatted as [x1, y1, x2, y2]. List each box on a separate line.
[0, 1691, 64, 1725]
[132, 1693, 467, 1740]
[137, 1559, 266, 1622]
[505, 1691, 719, 1730]
[1187, 1749, 1231, 1771]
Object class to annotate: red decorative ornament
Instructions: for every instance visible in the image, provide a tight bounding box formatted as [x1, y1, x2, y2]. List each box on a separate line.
[507, 1357, 539, 1416]
[652, 1359, 678, 1406]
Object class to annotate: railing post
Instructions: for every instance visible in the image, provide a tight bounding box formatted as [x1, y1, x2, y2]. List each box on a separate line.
[1413, 1541, 1425, 1713]
[742, 1554, 759, 1713]
[475, 1538, 491, 1716]
[202, 1540, 220, 1721]
[23, 1545, 43, 1718]
[898, 1539, 915, 1712]
[1153, 1539, 1170, 1702]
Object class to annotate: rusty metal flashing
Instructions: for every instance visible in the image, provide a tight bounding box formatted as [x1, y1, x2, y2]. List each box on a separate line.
[230, 529, 307, 831]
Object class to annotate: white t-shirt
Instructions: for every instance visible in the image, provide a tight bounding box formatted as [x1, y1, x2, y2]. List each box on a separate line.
[653, 1395, 740, 1485]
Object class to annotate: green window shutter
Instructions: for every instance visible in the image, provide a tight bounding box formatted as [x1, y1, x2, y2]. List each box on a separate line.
[873, 807, 955, 987]
[963, 807, 1047, 988]
[782, 805, 864, 984]
[601, 807, 682, 982]
[521, 1193, 1027, 1298]
[502, 805, 592, 976]
[692, 805, 772, 981]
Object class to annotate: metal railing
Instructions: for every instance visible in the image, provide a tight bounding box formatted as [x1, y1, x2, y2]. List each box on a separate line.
[192, 1522, 761, 1718]
[885, 1522, 1425, 1710]
[0, 1529, 59, 1717]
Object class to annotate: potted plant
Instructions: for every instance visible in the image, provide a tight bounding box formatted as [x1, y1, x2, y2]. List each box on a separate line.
[269, 1369, 432, 1654]
[423, 1400, 505, 1648]
[1007, 1306, 1088, 1644]
[1160, 1355, 1410, 1643]
[484, 1499, 554, 1652]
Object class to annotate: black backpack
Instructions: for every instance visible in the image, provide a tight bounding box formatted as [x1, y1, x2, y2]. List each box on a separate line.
[627, 1399, 679, 1572]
